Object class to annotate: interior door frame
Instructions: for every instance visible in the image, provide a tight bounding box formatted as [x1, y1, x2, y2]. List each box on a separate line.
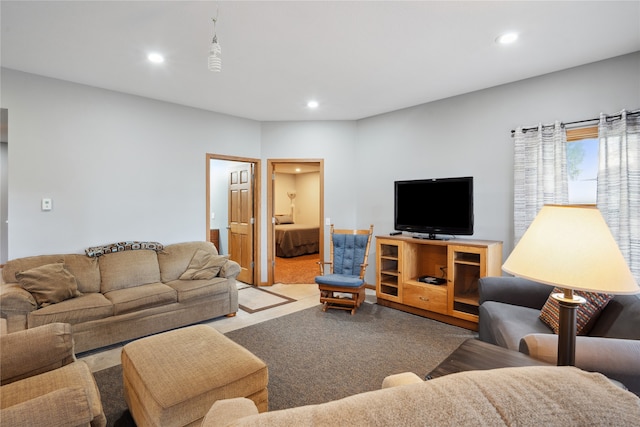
[267, 158, 324, 285]
[206, 153, 261, 287]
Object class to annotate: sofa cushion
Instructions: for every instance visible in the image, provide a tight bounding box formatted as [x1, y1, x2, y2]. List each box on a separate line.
[166, 277, 229, 303]
[99, 250, 161, 293]
[589, 294, 640, 339]
[180, 249, 228, 280]
[0, 387, 94, 427]
[478, 301, 551, 350]
[539, 287, 613, 335]
[158, 242, 219, 283]
[0, 361, 105, 426]
[28, 293, 114, 328]
[104, 283, 177, 315]
[3, 255, 101, 294]
[16, 263, 82, 308]
[0, 323, 75, 385]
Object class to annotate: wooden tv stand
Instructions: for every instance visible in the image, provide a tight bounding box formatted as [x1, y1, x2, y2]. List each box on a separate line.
[375, 235, 503, 331]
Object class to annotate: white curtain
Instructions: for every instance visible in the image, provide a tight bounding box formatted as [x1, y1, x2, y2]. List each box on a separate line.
[513, 121, 568, 244]
[597, 110, 640, 282]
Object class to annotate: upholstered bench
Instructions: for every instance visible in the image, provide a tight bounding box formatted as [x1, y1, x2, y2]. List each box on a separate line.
[121, 325, 268, 426]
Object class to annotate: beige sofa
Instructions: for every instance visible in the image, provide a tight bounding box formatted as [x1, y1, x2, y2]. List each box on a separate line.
[0, 322, 106, 427]
[202, 366, 640, 426]
[0, 241, 240, 353]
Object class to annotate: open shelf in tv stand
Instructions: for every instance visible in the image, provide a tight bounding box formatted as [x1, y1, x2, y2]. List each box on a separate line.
[375, 235, 503, 331]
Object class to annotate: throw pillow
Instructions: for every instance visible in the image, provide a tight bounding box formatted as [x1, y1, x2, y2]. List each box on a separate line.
[16, 263, 82, 307]
[275, 215, 294, 225]
[179, 249, 228, 280]
[539, 287, 614, 335]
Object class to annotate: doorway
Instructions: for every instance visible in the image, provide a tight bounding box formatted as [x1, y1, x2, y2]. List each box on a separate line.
[267, 159, 324, 285]
[207, 154, 261, 286]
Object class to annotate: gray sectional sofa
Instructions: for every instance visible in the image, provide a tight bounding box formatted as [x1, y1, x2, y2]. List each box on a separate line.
[478, 276, 640, 395]
[0, 241, 240, 353]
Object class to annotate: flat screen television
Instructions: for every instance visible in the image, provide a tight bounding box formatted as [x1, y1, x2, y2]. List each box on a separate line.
[394, 176, 474, 239]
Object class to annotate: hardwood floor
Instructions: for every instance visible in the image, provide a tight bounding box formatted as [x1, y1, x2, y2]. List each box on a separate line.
[274, 254, 320, 284]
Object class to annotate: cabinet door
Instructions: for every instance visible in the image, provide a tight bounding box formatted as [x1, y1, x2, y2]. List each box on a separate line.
[448, 245, 485, 321]
[376, 239, 402, 303]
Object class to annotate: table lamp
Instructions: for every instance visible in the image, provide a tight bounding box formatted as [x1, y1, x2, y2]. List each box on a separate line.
[502, 204, 639, 366]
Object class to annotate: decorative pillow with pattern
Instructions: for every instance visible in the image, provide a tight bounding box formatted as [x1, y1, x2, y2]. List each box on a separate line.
[539, 287, 614, 335]
[85, 241, 164, 258]
[180, 249, 229, 280]
[16, 262, 82, 307]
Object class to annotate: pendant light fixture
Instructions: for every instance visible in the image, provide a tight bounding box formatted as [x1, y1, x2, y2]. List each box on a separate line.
[208, 11, 221, 72]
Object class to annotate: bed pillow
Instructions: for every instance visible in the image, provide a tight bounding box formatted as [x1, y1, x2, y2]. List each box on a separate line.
[16, 263, 82, 307]
[539, 287, 613, 335]
[180, 249, 229, 280]
[275, 215, 294, 225]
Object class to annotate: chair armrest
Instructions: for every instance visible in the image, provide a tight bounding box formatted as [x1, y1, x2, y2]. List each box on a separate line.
[381, 372, 423, 388]
[359, 262, 369, 278]
[317, 261, 332, 275]
[0, 323, 76, 384]
[478, 276, 553, 309]
[520, 334, 640, 393]
[0, 283, 37, 315]
[220, 260, 241, 279]
[0, 387, 93, 427]
[202, 397, 259, 427]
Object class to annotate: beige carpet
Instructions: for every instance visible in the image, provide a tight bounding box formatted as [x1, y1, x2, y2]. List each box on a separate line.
[238, 286, 296, 313]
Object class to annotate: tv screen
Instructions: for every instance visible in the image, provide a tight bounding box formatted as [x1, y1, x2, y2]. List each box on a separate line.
[394, 177, 474, 238]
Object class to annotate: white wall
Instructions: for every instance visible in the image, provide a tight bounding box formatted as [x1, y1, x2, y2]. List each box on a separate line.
[355, 52, 640, 284]
[274, 173, 296, 216]
[274, 172, 319, 225]
[2, 69, 261, 258]
[294, 172, 320, 226]
[2, 52, 638, 285]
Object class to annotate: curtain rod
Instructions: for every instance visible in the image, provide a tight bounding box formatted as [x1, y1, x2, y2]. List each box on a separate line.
[510, 109, 640, 135]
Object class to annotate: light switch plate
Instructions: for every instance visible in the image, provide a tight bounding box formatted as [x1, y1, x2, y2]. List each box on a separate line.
[42, 198, 52, 211]
[325, 217, 331, 226]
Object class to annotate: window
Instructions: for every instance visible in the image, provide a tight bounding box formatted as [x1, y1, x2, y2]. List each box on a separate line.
[567, 126, 598, 204]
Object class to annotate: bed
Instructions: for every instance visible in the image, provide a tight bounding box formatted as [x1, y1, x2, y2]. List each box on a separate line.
[275, 215, 320, 258]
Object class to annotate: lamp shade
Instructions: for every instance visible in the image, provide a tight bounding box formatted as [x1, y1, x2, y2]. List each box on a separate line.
[503, 205, 638, 295]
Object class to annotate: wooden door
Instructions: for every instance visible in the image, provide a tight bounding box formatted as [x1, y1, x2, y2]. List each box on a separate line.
[228, 164, 254, 284]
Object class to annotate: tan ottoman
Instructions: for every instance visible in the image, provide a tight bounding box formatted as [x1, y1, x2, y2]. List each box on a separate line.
[121, 325, 268, 427]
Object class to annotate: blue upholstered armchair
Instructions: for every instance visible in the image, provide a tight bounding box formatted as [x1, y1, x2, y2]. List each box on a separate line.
[315, 224, 373, 314]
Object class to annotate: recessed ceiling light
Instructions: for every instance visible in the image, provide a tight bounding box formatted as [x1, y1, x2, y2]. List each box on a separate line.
[307, 100, 319, 109]
[496, 32, 519, 44]
[147, 53, 165, 63]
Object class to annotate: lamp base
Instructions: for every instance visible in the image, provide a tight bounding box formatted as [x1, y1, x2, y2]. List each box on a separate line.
[551, 289, 586, 366]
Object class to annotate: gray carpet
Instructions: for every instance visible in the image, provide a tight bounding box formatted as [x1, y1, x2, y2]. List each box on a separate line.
[94, 303, 475, 425]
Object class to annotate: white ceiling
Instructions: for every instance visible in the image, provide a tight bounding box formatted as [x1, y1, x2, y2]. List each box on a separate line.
[2, 1, 639, 122]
